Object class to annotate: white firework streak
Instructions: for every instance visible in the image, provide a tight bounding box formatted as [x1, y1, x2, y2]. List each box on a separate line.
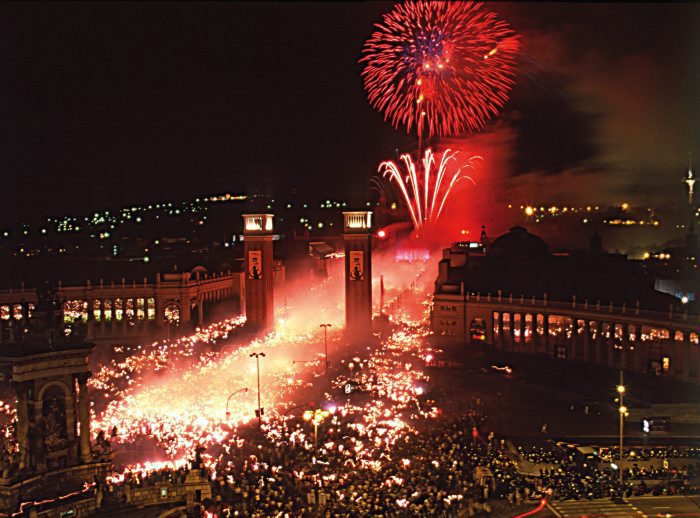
[378, 148, 480, 234]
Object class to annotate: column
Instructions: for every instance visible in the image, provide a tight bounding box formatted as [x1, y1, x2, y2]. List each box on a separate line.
[155, 297, 164, 328]
[86, 300, 95, 339]
[518, 314, 525, 354]
[198, 297, 204, 327]
[682, 332, 691, 382]
[99, 300, 106, 336]
[64, 390, 77, 463]
[0, 320, 4, 344]
[671, 333, 683, 380]
[582, 321, 590, 363]
[122, 299, 129, 335]
[595, 322, 604, 364]
[508, 313, 515, 352]
[534, 315, 542, 354]
[76, 373, 92, 463]
[543, 315, 551, 355]
[570, 319, 578, 361]
[607, 322, 616, 368]
[496, 312, 504, 350]
[14, 382, 30, 469]
[111, 302, 117, 334]
[620, 324, 629, 370]
[633, 332, 642, 373]
[143, 298, 150, 332]
[181, 297, 191, 324]
[691, 341, 699, 381]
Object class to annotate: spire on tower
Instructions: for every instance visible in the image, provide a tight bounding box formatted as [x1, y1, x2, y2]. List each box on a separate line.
[684, 151, 696, 205]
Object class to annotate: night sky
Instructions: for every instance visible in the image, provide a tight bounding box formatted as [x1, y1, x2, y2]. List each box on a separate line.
[2, 2, 699, 222]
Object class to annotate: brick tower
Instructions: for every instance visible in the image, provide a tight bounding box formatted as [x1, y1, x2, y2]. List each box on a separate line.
[343, 211, 372, 341]
[243, 214, 274, 330]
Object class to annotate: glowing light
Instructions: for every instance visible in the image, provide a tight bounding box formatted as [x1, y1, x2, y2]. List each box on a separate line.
[524, 206, 534, 216]
[361, 1, 520, 137]
[379, 148, 479, 236]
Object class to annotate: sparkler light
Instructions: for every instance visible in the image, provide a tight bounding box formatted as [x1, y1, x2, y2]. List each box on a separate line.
[361, 1, 520, 138]
[379, 148, 480, 235]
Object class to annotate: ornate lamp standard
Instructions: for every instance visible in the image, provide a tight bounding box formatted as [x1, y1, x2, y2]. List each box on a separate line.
[320, 323, 332, 374]
[250, 352, 266, 428]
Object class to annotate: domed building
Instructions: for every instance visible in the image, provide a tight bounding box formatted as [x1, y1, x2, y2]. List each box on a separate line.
[431, 225, 698, 384]
[488, 226, 549, 262]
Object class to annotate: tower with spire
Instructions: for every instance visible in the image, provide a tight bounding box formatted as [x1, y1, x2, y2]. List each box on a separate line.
[684, 153, 697, 256]
[684, 152, 696, 206]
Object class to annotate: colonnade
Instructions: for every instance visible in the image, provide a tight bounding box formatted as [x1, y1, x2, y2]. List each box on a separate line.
[490, 308, 699, 382]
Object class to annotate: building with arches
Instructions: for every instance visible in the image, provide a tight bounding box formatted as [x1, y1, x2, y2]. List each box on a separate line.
[0, 265, 243, 345]
[432, 226, 700, 383]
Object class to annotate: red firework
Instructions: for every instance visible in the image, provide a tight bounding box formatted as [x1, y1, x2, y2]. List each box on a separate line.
[361, 1, 520, 138]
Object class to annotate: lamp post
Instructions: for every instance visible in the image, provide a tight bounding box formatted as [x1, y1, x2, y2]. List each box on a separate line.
[617, 371, 627, 486]
[250, 352, 266, 428]
[303, 408, 331, 448]
[225, 388, 249, 420]
[320, 323, 331, 374]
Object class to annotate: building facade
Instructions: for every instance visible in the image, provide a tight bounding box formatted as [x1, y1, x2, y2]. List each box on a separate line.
[433, 227, 700, 383]
[0, 267, 243, 344]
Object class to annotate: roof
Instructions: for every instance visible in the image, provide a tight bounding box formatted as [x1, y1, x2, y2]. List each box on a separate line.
[489, 226, 549, 261]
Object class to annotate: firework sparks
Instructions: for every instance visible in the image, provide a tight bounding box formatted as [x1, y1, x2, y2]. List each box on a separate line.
[361, 1, 520, 138]
[379, 148, 479, 235]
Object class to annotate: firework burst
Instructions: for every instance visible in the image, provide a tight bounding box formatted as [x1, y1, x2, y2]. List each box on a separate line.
[361, 1, 520, 138]
[379, 148, 480, 235]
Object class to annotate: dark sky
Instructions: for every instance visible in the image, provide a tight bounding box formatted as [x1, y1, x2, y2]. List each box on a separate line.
[1, 2, 699, 222]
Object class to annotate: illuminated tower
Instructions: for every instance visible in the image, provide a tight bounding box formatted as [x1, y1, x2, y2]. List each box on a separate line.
[243, 214, 274, 330]
[343, 211, 372, 340]
[684, 153, 696, 205]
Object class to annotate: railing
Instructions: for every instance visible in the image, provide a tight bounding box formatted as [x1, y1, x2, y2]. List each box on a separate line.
[0, 272, 239, 298]
[437, 289, 699, 326]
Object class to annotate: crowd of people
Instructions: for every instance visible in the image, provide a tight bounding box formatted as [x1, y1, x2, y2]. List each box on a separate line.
[100, 413, 538, 517]
[201, 414, 525, 517]
[599, 446, 700, 462]
[95, 412, 700, 517]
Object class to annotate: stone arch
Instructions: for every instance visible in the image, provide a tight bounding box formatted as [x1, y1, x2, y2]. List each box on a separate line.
[37, 380, 71, 403]
[164, 301, 181, 323]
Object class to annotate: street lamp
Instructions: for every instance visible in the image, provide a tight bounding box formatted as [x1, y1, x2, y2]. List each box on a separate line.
[320, 323, 332, 374]
[225, 388, 249, 420]
[303, 408, 331, 447]
[250, 352, 266, 428]
[617, 371, 627, 486]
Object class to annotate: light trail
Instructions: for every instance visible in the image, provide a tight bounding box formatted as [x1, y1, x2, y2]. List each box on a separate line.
[379, 148, 480, 236]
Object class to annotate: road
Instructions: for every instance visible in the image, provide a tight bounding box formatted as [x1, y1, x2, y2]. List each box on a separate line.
[519, 495, 700, 517]
[429, 340, 700, 441]
[628, 494, 700, 517]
